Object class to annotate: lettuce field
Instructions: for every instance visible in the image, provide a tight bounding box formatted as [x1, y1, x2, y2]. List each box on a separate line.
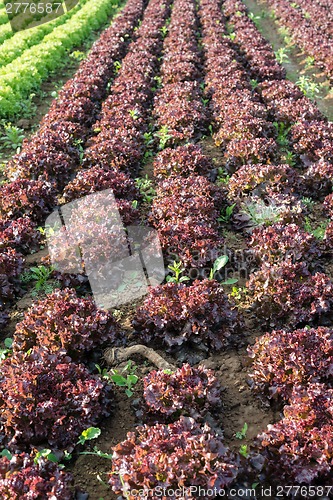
[0, 0, 333, 498]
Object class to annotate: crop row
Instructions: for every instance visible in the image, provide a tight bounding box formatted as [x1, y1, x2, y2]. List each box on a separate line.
[221, 0, 333, 486]
[50, 0, 173, 284]
[0, 0, 120, 118]
[263, 0, 333, 80]
[82, 0, 172, 175]
[115, 0, 333, 492]
[0, 0, 147, 327]
[0, 0, 178, 496]
[290, 0, 333, 39]
[153, 0, 206, 144]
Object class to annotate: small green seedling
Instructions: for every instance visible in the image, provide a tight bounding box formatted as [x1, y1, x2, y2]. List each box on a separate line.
[0, 449, 12, 460]
[166, 261, 190, 283]
[34, 449, 58, 464]
[274, 47, 290, 64]
[111, 372, 139, 398]
[209, 255, 229, 279]
[78, 427, 101, 446]
[283, 150, 296, 166]
[209, 256, 238, 284]
[217, 167, 231, 185]
[235, 422, 248, 440]
[20, 265, 59, 296]
[129, 109, 140, 120]
[301, 197, 315, 210]
[0, 338, 13, 362]
[110, 361, 139, 397]
[218, 203, 236, 223]
[304, 217, 329, 240]
[239, 444, 249, 458]
[160, 25, 168, 38]
[0, 123, 25, 152]
[114, 61, 121, 73]
[230, 286, 246, 301]
[304, 55, 315, 70]
[77, 427, 113, 461]
[155, 126, 173, 150]
[135, 175, 156, 204]
[273, 122, 290, 149]
[80, 447, 113, 460]
[296, 75, 321, 100]
[143, 131, 154, 147]
[70, 50, 85, 61]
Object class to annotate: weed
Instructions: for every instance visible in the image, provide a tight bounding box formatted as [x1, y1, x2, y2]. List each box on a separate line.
[129, 109, 140, 120]
[97, 361, 139, 398]
[282, 150, 296, 166]
[216, 167, 231, 185]
[78, 427, 101, 445]
[0, 338, 13, 362]
[239, 444, 249, 458]
[235, 422, 248, 440]
[301, 197, 315, 210]
[208, 255, 237, 284]
[155, 125, 172, 149]
[73, 138, 85, 163]
[230, 286, 247, 302]
[114, 60, 121, 74]
[20, 265, 59, 296]
[135, 175, 156, 204]
[304, 56, 315, 70]
[70, 50, 85, 61]
[218, 204, 236, 224]
[152, 75, 162, 91]
[248, 12, 260, 21]
[160, 25, 168, 38]
[166, 261, 190, 283]
[274, 47, 290, 64]
[304, 217, 329, 240]
[273, 122, 290, 149]
[296, 76, 320, 100]
[110, 361, 139, 397]
[0, 123, 24, 152]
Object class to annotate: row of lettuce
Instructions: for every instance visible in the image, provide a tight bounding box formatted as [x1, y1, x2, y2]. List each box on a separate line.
[1, 0, 333, 496]
[263, 0, 333, 81]
[0, 0, 149, 495]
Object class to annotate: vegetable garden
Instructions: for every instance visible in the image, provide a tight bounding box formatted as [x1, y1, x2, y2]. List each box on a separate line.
[0, 0, 333, 497]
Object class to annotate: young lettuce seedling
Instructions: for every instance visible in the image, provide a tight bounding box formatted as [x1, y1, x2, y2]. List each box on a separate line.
[235, 422, 248, 440]
[166, 261, 190, 283]
[209, 255, 238, 285]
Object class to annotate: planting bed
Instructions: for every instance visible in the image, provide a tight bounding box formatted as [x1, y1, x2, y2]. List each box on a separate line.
[0, 0, 333, 498]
